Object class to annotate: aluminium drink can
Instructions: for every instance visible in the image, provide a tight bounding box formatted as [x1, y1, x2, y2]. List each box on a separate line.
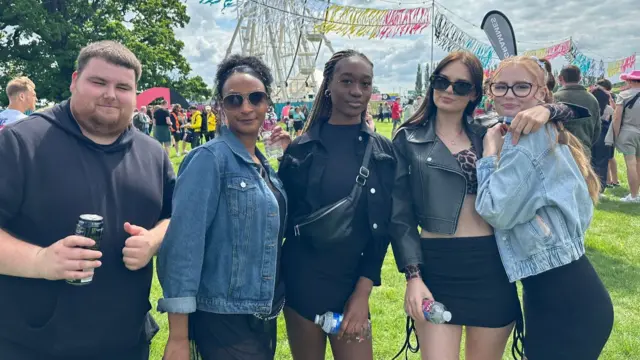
[66, 214, 103, 286]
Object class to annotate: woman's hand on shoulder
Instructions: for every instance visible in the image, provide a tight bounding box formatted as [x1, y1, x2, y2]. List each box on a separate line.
[509, 105, 551, 144]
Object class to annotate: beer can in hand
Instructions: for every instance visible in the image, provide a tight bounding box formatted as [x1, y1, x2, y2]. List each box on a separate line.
[66, 214, 103, 286]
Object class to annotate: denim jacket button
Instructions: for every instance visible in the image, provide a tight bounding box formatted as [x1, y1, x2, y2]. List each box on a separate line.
[427, 157, 432, 162]
[240, 181, 246, 188]
[502, 236, 507, 241]
[358, 136, 363, 141]
[370, 188, 376, 194]
[373, 223, 378, 229]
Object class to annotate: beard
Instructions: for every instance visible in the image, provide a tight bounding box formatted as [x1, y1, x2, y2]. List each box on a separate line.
[71, 100, 133, 139]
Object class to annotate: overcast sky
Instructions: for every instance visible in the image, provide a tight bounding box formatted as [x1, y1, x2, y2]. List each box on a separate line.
[175, 0, 640, 94]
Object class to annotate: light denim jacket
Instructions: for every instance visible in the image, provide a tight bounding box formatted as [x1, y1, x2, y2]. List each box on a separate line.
[475, 124, 594, 282]
[157, 126, 287, 315]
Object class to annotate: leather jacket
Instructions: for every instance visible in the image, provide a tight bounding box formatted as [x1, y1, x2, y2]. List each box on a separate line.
[389, 103, 588, 272]
[390, 115, 487, 271]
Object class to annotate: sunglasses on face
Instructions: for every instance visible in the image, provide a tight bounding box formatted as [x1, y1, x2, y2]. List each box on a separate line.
[490, 82, 535, 98]
[430, 74, 475, 96]
[222, 91, 268, 110]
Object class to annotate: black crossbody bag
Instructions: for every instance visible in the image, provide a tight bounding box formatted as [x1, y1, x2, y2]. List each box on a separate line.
[293, 138, 373, 249]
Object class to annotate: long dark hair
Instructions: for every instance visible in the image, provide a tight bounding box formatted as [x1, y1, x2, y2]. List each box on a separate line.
[591, 87, 610, 117]
[400, 51, 484, 131]
[302, 50, 373, 132]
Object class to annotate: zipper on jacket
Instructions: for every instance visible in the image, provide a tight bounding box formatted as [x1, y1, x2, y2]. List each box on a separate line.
[425, 163, 467, 232]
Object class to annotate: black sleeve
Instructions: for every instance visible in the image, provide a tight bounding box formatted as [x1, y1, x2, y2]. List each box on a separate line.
[278, 145, 296, 240]
[159, 151, 176, 221]
[389, 132, 423, 272]
[358, 236, 388, 286]
[0, 129, 26, 228]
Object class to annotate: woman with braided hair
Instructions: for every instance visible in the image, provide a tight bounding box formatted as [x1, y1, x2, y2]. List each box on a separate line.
[278, 50, 396, 360]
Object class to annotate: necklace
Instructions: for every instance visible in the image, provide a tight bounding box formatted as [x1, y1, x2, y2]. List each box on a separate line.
[436, 128, 464, 146]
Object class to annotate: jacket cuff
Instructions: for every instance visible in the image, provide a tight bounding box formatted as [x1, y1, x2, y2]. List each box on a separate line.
[157, 296, 197, 314]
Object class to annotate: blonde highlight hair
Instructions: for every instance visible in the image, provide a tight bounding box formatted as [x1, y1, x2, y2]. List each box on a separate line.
[6, 76, 35, 98]
[491, 56, 600, 204]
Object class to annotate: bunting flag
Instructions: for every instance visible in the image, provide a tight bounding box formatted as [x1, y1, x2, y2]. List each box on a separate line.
[522, 39, 571, 60]
[314, 5, 431, 39]
[199, 0, 237, 9]
[433, 12, 495, 68]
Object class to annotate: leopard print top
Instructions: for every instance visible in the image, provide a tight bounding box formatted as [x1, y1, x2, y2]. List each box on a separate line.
[453, 146, 478, 194]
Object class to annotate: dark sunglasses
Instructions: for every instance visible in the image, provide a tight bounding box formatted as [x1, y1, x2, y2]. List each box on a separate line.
[489, 82, 535, 98]
[430, 74, 475, 96]
[222, 91, 268, 110]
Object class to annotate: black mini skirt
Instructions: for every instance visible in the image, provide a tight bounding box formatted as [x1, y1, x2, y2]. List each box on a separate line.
[420, 235, 521, 328]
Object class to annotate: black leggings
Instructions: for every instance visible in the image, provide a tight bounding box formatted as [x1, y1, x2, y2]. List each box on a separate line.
[522, 255, 613, 360]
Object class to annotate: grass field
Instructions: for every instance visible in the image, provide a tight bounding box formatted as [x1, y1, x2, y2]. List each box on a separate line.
[150, 122, 639, 360]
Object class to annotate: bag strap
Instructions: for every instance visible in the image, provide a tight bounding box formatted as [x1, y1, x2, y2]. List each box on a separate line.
[355, 135, 374, 187]
[616, 92, 640, 142]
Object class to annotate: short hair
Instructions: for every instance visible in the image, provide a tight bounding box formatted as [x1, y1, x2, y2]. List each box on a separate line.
[596, 78, 613, 91]
[560, 65, 581, 83]
[6, 76, 35, 98]
[160, 99, 168, 105]
[76, 40, 142, 82]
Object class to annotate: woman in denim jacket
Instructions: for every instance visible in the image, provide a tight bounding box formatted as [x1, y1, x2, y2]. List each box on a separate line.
[157, 55, 291, 360]
[476, 56, 614, 360]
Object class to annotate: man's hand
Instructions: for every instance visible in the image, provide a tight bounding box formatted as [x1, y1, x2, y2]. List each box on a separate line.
[122, 222, 160, 271]
[35, 236, 102, 281]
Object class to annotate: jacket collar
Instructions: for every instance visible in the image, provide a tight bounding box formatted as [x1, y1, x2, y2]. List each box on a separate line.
[217, 126, 257, 165]
[559, 84, 587, 92]
[297, 117, 374, 145]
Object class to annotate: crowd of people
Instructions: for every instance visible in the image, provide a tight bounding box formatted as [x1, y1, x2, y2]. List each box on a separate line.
[2, 37, 639, 360]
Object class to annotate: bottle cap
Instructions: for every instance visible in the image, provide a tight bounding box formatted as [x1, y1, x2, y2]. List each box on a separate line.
[443, 311, 452, 322]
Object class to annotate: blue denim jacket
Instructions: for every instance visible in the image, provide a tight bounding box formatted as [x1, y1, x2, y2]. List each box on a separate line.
[475, 124, 594, 282]
[157, 126, 287, 315]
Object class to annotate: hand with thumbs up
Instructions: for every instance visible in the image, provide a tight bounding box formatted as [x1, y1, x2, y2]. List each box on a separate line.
[122, 222, 160, 271]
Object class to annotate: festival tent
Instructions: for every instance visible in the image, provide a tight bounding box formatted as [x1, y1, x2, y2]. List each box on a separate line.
[136, 87, 190, 109]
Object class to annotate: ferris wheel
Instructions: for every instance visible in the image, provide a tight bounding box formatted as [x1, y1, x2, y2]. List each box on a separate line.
[224, 0, 335, 102]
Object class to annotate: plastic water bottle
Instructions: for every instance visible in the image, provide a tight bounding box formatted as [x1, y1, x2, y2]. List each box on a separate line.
[315, 311, 343, 334]
[314, 311, 372, 340]
[422, 299, 452, 324]
[261, 130, 283, 159]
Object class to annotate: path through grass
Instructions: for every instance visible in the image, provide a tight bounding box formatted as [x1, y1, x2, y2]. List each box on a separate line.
[151, 122, 639, 359]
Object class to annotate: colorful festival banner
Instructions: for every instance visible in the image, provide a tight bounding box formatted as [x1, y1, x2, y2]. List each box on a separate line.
[314, 5, 431, 39]
[433, 12, 495, 68]
[522, 39, 571, 60]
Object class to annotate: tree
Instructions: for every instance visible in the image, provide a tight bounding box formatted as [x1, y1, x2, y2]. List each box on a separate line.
[415, 64, 423, 96]
[372, 85, 380, 94]
[424, 62, 431, 91]
[0, 0, 196, 104]
[171, 75, 212, 103]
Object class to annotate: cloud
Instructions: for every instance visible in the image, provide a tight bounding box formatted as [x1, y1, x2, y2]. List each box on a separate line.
[175, 0, 640, 96]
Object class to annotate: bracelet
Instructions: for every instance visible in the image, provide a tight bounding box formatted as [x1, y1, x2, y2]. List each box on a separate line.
[404, 264, 421, 281]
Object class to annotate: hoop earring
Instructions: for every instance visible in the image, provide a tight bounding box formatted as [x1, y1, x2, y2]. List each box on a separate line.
[324, 89, 331, 97]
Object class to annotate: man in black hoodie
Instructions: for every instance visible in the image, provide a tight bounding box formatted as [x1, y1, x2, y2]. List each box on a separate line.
[0, 41, 175, 359]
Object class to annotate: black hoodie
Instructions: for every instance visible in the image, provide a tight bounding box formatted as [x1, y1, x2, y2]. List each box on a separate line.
[0, 100, 175, 357]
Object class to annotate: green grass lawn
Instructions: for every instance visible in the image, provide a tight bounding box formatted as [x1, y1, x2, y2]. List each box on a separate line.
[151, 122, 639, 359]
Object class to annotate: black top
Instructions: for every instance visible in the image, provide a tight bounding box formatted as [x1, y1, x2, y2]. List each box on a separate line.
[279, 119, 396, 286]
[154, 108, 171, 127]
[0, 101, 175, 357]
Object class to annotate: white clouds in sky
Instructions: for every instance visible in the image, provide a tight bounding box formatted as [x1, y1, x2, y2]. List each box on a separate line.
[175, 0, 640, 93]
